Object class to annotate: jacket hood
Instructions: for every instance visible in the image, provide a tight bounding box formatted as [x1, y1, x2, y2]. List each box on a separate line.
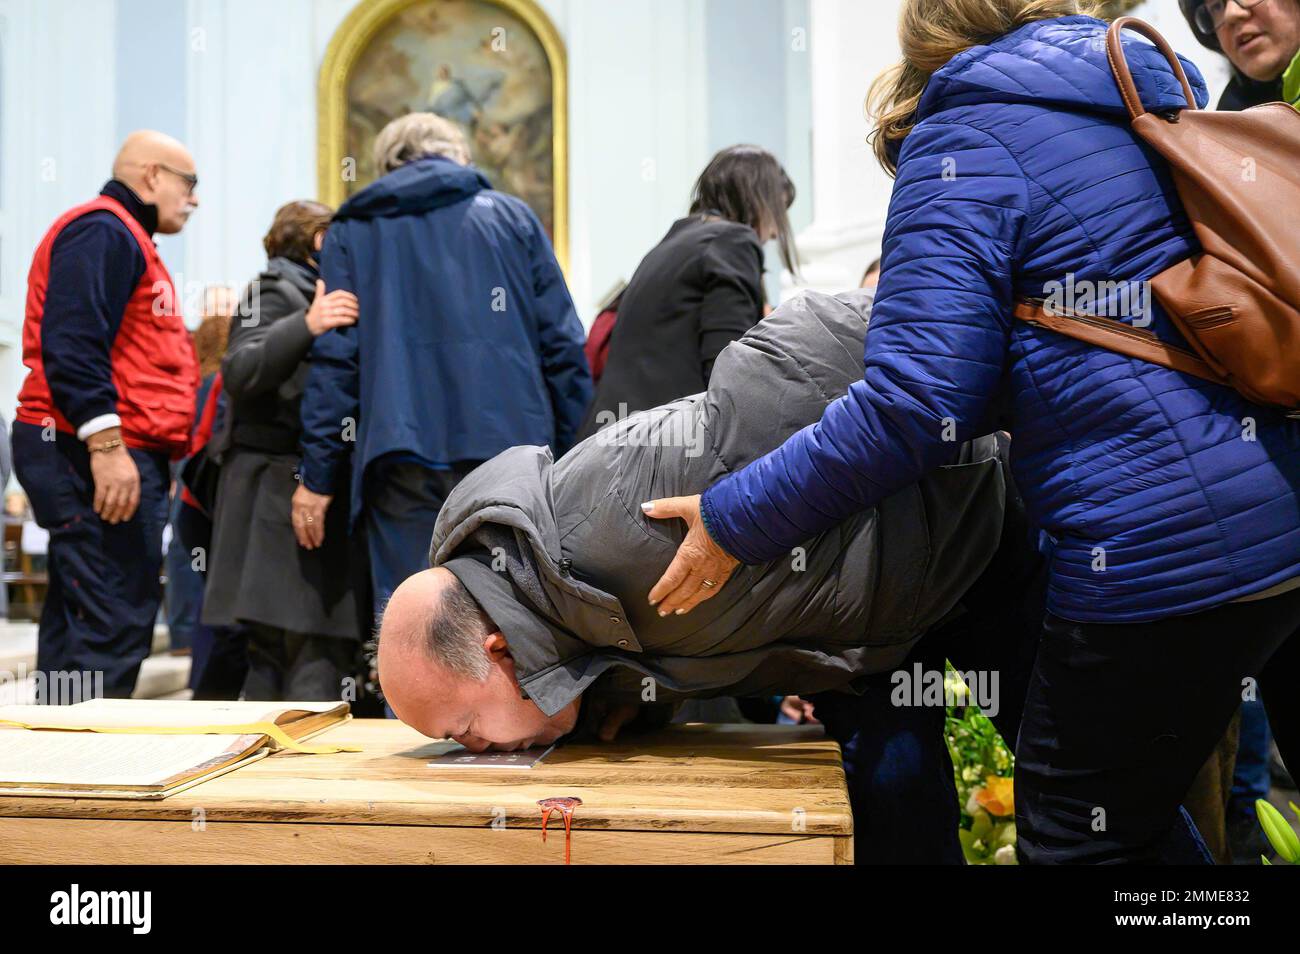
[333, 155, 491, 221]
[917, 15, 1209, 125]
[430, 445, 638, 716]
[265, 255, 318, 297]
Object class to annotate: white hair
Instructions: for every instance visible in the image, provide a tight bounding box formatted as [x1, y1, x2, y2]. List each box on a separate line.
[373, 113, 470, 174]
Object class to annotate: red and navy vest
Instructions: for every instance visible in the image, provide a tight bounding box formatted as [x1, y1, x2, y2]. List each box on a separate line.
[16, 196, 199, 458]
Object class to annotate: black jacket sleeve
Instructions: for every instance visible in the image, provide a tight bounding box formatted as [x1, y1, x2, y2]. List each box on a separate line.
[41, 212, 146, 430]
[221, 279, 315, 400]
[697, 227, 764, 383]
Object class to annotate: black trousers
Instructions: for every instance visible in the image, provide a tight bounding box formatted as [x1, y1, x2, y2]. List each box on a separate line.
[12, 422, 169, 701]
[1016, 585, 1300, 864]
[241, 623, 357, 702]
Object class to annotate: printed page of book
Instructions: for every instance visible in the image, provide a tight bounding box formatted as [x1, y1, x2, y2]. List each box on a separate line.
[0, 729, 264, 790]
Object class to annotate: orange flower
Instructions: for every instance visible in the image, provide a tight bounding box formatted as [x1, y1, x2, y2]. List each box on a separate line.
[974, 775, 1015, 817]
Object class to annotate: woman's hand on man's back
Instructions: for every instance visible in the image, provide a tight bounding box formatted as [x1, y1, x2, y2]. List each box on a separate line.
[305, 280, 359, 336]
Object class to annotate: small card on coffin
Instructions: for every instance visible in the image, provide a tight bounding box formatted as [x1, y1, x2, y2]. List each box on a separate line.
[427, 741, 556, 769]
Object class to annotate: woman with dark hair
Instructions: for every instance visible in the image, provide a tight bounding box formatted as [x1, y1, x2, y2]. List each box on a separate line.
[577, 145, 797, 439]
[202, 201, 364, 701]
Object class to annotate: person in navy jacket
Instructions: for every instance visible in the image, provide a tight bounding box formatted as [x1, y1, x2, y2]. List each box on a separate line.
[294, 113, 591, 616]
[12, 130, 200, 701]
[645, 6, 1300, 863]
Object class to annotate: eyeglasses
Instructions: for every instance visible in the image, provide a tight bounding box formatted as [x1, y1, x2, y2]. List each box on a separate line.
[157, 163, 199, 196]
[1195, 0, 1271, 33]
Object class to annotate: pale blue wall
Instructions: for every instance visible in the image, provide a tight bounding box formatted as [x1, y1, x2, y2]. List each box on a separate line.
[705, 0, 811, 299]
[116, 0, 187, 270]
[0, 0, 119, 415]
[707, 0, 785, 154]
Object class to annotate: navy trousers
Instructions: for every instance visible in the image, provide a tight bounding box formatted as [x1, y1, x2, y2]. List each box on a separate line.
[162, 465, 202, 651]
[810, 567, 1039, 865]
[363, 458, 480, 718]
[12, 422, 169, 701]
[812, 640, 970, 864]
[1230, 697, 1273, 817]
[363, 458, 481, 615]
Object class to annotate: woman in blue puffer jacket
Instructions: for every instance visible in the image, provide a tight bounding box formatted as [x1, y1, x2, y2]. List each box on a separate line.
[644, 0, 1300, 863]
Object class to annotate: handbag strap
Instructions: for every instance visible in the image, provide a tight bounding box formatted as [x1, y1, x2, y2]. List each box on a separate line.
[1106, 17, 1199, 121]
[1012, 300, 1227, 386]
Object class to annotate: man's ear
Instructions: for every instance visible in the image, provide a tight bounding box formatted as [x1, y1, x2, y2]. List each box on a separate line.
[484, 630, 512, 660]
[137, 162, 160, 200]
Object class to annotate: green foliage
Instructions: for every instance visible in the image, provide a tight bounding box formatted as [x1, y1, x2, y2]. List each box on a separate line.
[1256, 799, 1300, 865]
[945, 666, 1016, 865]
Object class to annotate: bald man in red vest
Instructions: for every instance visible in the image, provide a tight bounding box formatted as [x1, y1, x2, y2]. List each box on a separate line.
[12, 130, 200, 702]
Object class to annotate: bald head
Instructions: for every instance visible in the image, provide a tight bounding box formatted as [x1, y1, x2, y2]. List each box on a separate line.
[377, 567, 491, 732]
[380, 567, 492, 680]
[377, 567, 582, 751]
[112, 130, 198, 234]
[113, 130, 191, 181]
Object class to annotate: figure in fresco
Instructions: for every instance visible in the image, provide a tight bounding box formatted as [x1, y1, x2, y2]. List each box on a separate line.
[341, 1, 557, 240]
[426, 63, 504, 126]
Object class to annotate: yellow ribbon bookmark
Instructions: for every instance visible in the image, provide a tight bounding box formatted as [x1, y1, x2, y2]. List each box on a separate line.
[0, 719, 361, 754]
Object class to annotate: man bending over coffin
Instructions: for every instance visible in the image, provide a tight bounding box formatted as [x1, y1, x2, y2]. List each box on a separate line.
[377, 288, 1018, 753]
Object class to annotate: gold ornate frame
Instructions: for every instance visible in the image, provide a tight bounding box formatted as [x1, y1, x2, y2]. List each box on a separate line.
[317, 0, 569, 270]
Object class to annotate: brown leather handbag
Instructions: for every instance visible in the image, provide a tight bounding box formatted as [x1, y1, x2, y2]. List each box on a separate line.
[1015, 17, 1300, 411]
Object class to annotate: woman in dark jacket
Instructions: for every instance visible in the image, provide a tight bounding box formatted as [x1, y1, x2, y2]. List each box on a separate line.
[202, 201, 362, 700]
[578, 145, 797, 439]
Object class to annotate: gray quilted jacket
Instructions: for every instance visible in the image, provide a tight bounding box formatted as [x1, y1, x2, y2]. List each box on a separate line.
[431, 289, 1005, 716]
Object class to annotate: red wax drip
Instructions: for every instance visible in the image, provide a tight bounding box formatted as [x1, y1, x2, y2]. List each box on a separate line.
[538, 796, 583, 865]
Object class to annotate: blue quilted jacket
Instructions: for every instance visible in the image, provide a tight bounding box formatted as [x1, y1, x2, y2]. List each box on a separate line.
[702, 15, 1300, 623]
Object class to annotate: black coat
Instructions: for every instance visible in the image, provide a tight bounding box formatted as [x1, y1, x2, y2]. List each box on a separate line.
[202, 257, 362, 640]
[1218, 72, 1282, 111]
[224, 257, 318, 455]
[578, 215, 763, 439]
